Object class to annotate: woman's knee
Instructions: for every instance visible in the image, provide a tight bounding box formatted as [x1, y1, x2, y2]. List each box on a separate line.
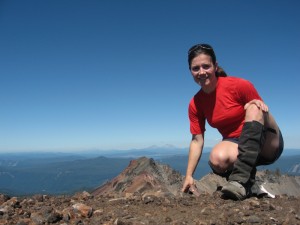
[209, 148, 232, 172]
[245, 103, 264, 123]
[210, 149, 224, 165]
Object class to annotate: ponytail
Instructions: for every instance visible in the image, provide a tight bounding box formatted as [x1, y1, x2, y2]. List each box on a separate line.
[216, 66, 227, 77]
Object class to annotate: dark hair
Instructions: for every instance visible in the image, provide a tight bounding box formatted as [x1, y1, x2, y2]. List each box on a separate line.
[216, 66, 227, 77]
[188, 43, 227, 77]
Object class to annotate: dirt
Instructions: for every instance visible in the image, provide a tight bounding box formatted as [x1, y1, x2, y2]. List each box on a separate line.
[0, 191, 300, 225]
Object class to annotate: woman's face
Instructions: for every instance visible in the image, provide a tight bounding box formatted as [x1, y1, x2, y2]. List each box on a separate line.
[190, 53, 218, 93]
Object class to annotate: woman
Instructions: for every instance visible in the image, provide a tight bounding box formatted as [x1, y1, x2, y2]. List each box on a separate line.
[181, 44, 284, 200]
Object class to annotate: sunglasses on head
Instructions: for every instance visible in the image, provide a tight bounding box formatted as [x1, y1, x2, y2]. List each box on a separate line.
[188, 44, 213, 54]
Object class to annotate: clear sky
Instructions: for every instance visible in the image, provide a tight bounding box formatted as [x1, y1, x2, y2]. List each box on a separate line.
[1, 0, 300, 152]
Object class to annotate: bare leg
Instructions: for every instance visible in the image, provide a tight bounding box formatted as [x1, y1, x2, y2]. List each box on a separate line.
[209, 141, 238, 176]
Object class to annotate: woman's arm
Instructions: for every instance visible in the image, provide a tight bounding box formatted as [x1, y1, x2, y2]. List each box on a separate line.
[181, 134, 204, 192]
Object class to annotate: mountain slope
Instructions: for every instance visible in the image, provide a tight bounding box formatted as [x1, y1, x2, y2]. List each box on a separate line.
[93, 157, 300, 198]
[92, 157, 183, 197]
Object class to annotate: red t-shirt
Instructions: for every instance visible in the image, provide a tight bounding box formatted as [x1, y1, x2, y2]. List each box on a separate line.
[188, 77, 262, 138]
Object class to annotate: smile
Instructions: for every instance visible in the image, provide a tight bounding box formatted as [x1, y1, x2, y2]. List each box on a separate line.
[198, 74, 209, 81]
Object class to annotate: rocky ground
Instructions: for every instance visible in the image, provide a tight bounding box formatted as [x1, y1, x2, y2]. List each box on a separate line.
[1, 157, 300, 224]
[0, 191, 299, 225]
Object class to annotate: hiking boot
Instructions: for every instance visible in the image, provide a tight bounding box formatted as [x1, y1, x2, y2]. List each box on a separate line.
[221, 181, 248, 200]
[251, 182, 275, 198]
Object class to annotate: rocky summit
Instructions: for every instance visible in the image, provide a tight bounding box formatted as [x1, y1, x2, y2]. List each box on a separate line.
[0, 157, 300, 225]
[92, 157, 184, 198]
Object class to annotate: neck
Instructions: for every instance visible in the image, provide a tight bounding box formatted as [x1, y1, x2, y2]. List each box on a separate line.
[202, 77, 218, 94]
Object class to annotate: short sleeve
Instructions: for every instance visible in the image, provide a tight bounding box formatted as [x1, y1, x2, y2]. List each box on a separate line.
[236, 78, 262, 105]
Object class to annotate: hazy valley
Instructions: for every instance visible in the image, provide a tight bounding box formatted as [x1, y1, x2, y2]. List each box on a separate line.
[0, 146, 300, 196]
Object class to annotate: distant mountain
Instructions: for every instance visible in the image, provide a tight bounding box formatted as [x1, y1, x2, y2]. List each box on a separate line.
[86, 145, 190, 159]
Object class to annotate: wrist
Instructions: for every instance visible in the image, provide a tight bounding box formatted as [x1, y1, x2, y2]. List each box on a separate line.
[185, 174, 193, 179]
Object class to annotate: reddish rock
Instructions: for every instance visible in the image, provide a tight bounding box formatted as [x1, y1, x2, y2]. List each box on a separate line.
[72, 203, 93, 218]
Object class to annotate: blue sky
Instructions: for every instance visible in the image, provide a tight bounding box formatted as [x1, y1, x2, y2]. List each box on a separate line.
[1, 0, 299, 152]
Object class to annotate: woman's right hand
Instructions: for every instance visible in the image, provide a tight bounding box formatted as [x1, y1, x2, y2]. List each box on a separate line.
[181, 175, 195, 193]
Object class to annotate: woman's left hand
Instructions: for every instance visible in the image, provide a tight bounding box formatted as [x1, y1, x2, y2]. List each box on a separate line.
[244, 99, 269, 112]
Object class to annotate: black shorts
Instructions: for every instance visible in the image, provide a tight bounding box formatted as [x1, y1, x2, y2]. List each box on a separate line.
[222, 129, 284, 166]
[223, 137, 239, 144]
